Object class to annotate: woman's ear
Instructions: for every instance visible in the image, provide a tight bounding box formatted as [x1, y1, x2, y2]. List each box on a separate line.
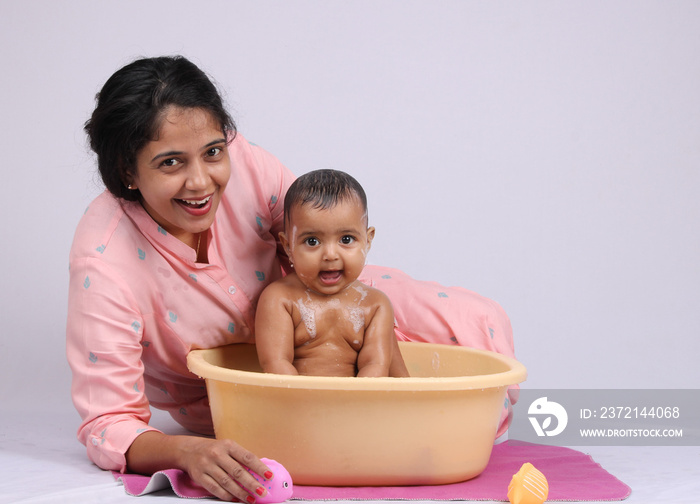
[124, 173, 137, 190]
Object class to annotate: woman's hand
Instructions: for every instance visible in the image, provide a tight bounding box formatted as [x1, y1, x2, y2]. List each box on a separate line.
[126, 431, 272, 502]
[179, 436, 273, 502]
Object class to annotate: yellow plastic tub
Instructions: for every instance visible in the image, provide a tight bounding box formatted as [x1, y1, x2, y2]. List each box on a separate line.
[187, 341, 526, 486]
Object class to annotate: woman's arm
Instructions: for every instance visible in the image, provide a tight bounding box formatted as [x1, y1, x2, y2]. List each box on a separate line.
[233, 137, 296, 275]
[67, 257, 272, 502]
[126, 431, 272, 502]
[67, 255, 158, 468]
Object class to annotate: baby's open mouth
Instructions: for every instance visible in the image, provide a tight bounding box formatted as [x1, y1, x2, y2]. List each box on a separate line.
[319, 270, 342, 284]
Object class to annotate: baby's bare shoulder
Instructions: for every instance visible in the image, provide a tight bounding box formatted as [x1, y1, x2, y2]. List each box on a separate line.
[354, 283, 393, 312]
[260, 275, 306, 303]
[363, 283, 391, 302]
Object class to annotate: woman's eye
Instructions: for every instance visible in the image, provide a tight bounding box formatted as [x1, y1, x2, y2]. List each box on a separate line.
[341, 235, 355, 244]
[206, 147, 223, 157]
[161, 158, 180, 168]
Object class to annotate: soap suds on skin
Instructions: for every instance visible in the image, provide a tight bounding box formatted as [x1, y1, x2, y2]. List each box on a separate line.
[352, 284, 368, 302]
[346, 307, 365, 333]
[295, 284, 366, 338]
[295, 296, 317, 338]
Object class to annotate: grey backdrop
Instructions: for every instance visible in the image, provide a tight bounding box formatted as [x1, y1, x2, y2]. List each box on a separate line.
[1, 1, 698, 418]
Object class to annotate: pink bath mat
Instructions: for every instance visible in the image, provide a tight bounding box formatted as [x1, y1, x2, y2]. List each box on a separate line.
[113, 440, 631, 501]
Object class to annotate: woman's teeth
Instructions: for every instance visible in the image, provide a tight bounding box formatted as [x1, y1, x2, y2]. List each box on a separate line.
[181, 196, 211, 206]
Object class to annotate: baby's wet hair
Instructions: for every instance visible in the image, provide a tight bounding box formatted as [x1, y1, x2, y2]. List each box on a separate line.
[284, 169, 368, 226]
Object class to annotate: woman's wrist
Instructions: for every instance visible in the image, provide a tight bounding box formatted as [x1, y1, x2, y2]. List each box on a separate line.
[126, 431, 184, 474]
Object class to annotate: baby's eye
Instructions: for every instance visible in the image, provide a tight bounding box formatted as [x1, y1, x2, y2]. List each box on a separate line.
[340, 235, 355, 245]
[305, 237, 319, 247]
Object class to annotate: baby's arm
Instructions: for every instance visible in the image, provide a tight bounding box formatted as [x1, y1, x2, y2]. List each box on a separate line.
[255, 282, 299, 375]
[356, 291, 395, 377]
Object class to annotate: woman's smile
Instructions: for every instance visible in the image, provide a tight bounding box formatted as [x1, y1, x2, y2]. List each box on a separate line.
[175, 193, 214, 215]
[130, 107, 231, 248]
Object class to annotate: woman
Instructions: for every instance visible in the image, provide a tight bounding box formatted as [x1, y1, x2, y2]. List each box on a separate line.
[67, 56, 516, 502]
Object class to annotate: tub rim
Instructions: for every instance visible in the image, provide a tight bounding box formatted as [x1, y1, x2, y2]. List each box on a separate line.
[187, 341, 527, 391]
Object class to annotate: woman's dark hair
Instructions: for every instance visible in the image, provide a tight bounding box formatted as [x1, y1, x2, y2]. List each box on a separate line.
[283, 169, 368, 227]
[84, 55, 236, 201]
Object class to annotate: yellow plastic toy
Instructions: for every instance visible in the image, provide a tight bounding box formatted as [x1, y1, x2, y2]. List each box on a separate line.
[507, 462, 549, 504]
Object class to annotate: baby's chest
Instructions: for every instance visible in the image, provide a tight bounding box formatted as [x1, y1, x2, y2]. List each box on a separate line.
[292, 304, 368, 348]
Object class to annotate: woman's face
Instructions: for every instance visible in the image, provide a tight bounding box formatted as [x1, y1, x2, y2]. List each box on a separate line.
[129, 107, 231, 247]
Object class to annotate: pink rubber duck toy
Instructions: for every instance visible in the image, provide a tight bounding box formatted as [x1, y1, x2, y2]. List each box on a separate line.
[247, 458, 294, 503]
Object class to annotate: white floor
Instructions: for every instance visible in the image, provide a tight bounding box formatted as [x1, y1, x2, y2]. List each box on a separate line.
[1, 407, 698, 504]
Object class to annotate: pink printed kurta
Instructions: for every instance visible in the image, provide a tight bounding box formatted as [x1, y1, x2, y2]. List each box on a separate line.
[67, 134, 516, 473]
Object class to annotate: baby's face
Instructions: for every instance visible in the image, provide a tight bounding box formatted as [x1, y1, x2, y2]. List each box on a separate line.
[282, 198, 374, 296]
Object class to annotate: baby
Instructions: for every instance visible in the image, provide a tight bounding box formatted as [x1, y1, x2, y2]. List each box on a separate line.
[255, 169, 409, 377]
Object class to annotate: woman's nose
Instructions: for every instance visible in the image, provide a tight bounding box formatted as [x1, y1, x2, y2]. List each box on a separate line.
[185, 160, 210, 190]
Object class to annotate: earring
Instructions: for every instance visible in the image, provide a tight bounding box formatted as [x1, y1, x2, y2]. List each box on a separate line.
[127, 184, 134, 190]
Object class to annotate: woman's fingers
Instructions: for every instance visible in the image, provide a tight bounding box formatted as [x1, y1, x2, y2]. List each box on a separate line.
[225, 440, 274, 486]
[190, 438, 272, 502]
[202, 464, 257, 502]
